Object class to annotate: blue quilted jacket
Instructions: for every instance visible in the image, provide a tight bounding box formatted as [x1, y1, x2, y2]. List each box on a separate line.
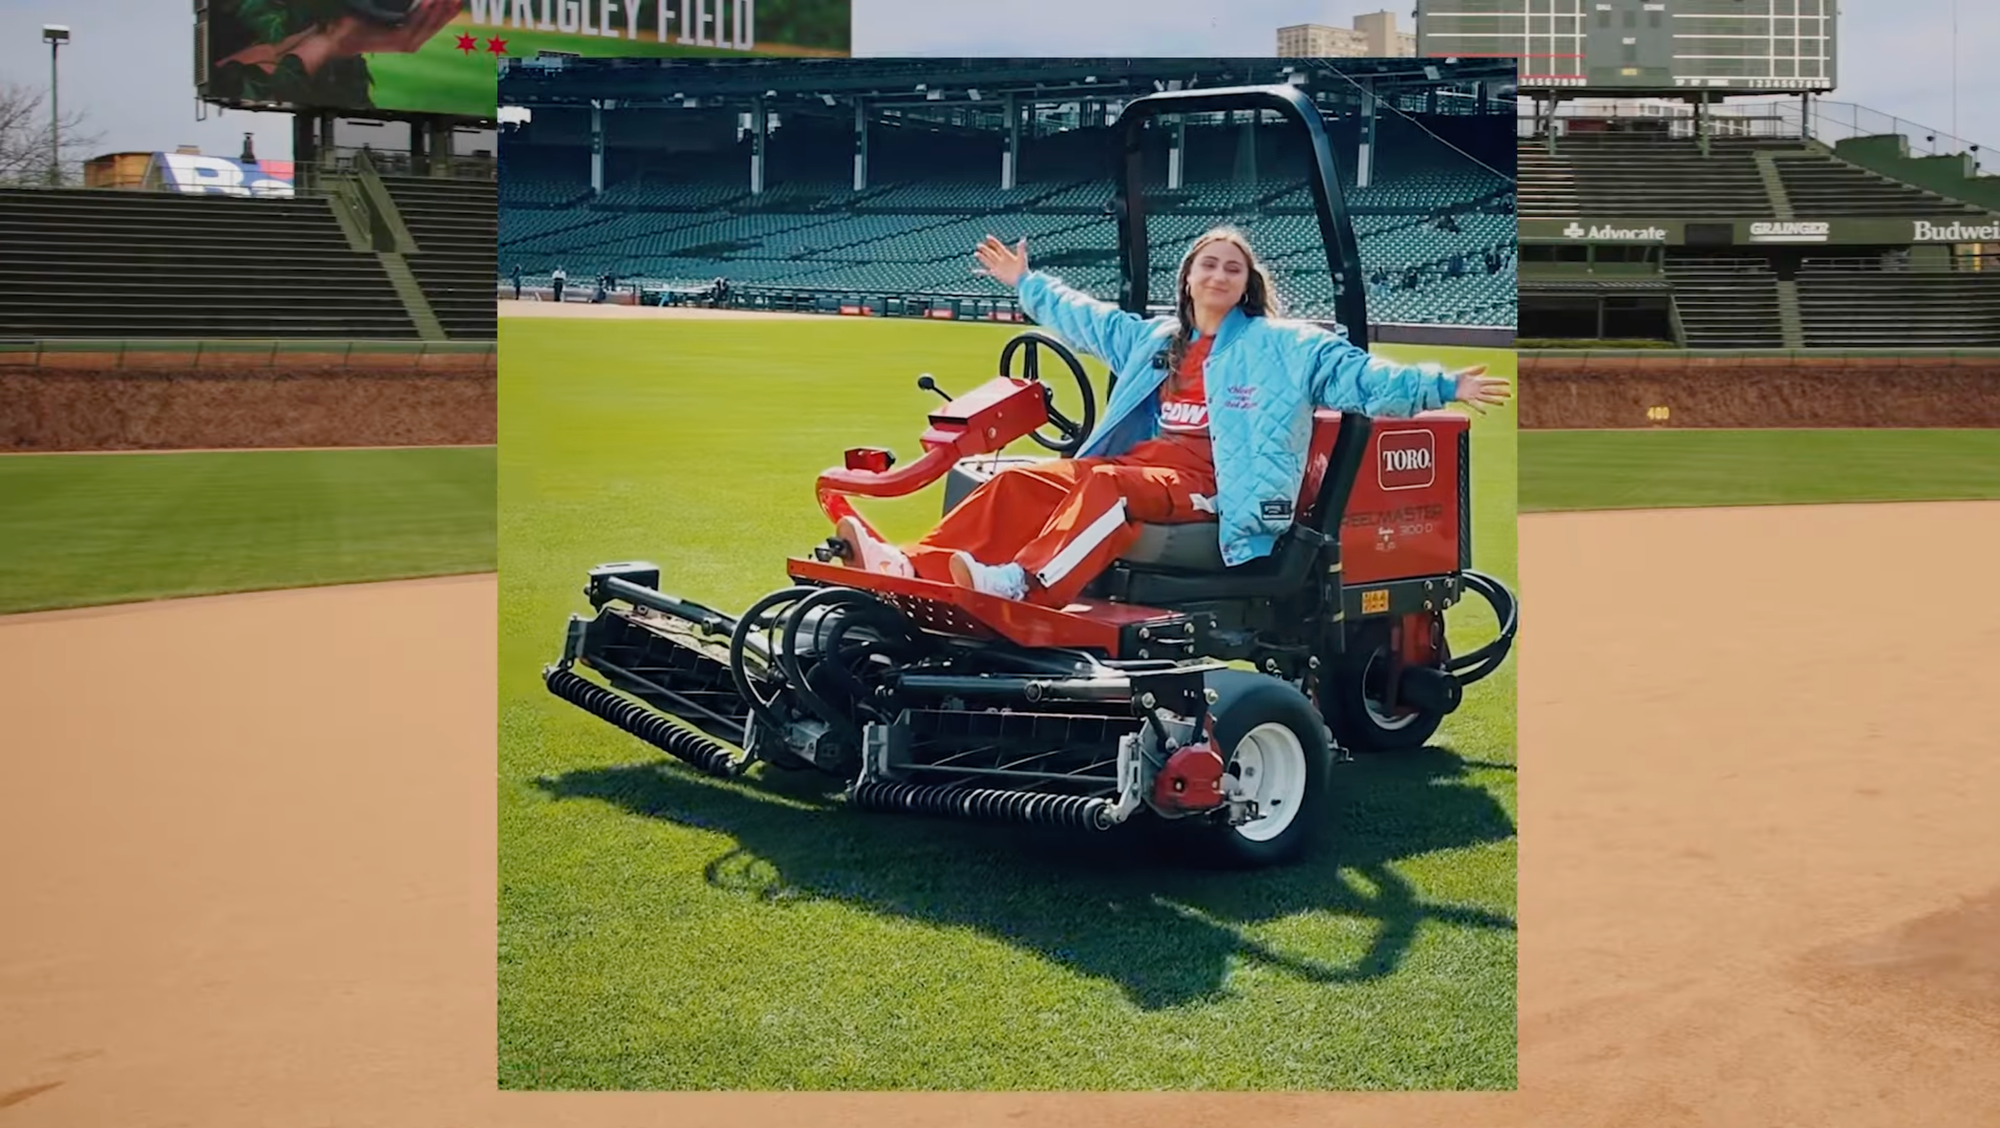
[1017, 269, 1458, 567]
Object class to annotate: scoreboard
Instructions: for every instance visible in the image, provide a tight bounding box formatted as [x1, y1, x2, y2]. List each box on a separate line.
[1415, 0, 1836, 94]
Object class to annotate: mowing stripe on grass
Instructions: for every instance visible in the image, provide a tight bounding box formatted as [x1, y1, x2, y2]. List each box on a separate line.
[0, 446, 496, 614]
[1522, 429, 2000, 513]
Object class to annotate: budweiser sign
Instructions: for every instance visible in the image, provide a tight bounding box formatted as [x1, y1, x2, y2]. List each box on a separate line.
[1912, 219, 2000, 242]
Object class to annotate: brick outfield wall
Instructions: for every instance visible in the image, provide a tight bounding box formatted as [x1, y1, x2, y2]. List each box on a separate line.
[0, 360, 497, 451]
[1520, 355, 2000, 429]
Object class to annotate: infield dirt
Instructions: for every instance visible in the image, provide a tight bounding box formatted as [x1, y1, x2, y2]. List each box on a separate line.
[2, 500, 1995, 1125]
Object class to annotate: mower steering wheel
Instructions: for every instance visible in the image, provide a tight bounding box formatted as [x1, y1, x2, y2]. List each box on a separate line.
[997, 331, 1097, 457]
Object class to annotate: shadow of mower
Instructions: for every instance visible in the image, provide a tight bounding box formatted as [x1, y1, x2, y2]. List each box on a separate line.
[532, 743, 1515, 1011]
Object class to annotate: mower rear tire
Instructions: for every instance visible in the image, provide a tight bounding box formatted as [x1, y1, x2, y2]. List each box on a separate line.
[1171, 670, 1335, 869]
[1326, 627, 1447, 754]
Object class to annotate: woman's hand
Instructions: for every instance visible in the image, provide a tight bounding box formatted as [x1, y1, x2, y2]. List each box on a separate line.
[1449, 365, 1512, 415]
[973, 235, 1030, 288]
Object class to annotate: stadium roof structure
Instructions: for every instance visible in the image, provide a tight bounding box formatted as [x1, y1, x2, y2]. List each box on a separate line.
[497, 56, 1517, 112]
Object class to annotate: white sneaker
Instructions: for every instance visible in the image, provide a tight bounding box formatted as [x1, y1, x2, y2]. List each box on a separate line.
[835, 515, 914, 577]
[949, 550, 1029, 600]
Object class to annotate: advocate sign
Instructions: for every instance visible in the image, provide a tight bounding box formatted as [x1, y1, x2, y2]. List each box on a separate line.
[1558, 221, 1669, 242]
[198, 0, 851, 121]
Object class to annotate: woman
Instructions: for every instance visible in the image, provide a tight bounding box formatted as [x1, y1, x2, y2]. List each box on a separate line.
[838, 227, 1511, 606]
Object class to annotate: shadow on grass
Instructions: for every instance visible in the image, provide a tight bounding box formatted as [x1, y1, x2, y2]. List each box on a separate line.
[532, 745, 1514, 1010]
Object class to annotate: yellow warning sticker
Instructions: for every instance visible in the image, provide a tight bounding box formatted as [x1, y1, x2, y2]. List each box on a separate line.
[1362, 589, 1389, 614]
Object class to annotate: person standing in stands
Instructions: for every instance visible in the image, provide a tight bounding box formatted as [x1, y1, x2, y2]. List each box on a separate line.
[551, 265, 566, 303]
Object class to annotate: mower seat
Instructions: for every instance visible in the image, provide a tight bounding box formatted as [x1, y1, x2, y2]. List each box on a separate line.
[941, 455, 1231, 572]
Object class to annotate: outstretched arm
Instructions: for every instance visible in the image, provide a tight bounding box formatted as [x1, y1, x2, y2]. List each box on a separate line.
[975, 235, 1151, 367]
[1307, 327, 1511, 417]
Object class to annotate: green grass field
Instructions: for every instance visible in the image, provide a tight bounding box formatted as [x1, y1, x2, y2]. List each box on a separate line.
[498, 316, 1517, 1090]
[0, 446, 496, 615]
[1521, 429, 2000, 513]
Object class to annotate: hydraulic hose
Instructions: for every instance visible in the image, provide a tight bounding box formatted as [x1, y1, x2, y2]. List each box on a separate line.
[1445, 569, 1517, 686]
[728, 585, 817, 737]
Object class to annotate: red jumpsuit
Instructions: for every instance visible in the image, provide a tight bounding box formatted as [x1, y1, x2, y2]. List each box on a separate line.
[901, 336, 1221, 607]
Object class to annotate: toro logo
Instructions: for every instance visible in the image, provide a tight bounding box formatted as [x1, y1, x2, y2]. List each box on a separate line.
[1376, 429, 1435, 491]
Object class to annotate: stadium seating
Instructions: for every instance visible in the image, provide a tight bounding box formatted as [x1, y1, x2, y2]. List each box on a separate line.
[0, 188, 417, 339]
[1773, 157, 1991, 219]
[1518, 133, 1990, 222]
[1795, 260, 2000, 347]
[1518, 135, 1780, 219]
[1660, 257, 1785, 348]
[499, 113, 1518, 328]
[378, 175, 499, 339]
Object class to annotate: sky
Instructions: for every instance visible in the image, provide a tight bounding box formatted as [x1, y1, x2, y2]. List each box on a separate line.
[0, 1, 1992, 165]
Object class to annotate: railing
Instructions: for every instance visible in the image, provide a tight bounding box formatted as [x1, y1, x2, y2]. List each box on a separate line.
[1799, 255, 1996, 273]
[315, 147, 498, 182]
[0, 338, 496, 370]
[1518, 98, 1990, 165]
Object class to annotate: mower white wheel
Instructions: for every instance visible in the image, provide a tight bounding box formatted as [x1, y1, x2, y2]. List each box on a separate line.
[1160, 669, 1334, 869]
[1361, 651, 1422, 732]
[1227, 722, 1310, 843]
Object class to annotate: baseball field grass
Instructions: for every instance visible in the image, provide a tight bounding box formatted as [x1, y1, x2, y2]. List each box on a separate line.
[1521, 429, 2000, 513]
[497, 314, 1517, 1090]
[0, 446, 496, 615]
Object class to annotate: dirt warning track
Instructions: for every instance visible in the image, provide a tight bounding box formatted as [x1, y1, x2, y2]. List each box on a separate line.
[1521, 354, 2000, 429]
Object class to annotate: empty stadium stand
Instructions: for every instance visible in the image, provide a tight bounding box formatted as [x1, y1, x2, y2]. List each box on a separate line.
[1518, 135, 1775, 219]
[500, 113, 1517, 328]
[1795, 259, 2000, 348]
[1519, 122, 2000, 347]
[1660, 257, 1785, 348]
[379, 174, 500, 339]
[0, 188, 417, 339]
[1519, 134, 1991, 221]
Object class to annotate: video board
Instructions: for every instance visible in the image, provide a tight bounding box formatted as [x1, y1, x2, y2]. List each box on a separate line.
[195, 0, 852, 121]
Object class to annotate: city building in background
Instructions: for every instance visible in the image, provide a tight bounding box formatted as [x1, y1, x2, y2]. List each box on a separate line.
[1277, 9, 1416, 58]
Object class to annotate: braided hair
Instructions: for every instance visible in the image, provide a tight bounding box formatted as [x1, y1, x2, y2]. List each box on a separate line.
[1159, 226, 1285, 376]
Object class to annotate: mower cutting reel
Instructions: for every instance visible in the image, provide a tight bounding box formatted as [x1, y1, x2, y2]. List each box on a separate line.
[546, 561, 1338, 866]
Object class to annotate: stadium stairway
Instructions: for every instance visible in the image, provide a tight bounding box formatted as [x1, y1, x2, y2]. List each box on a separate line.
[376, 175, 499, 340]
[0, 188, 418, 339]
[1661, 257, 1786, 348]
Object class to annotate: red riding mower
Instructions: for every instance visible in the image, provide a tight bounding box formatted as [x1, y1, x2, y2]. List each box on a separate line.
[542, 85, 1517, 867]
